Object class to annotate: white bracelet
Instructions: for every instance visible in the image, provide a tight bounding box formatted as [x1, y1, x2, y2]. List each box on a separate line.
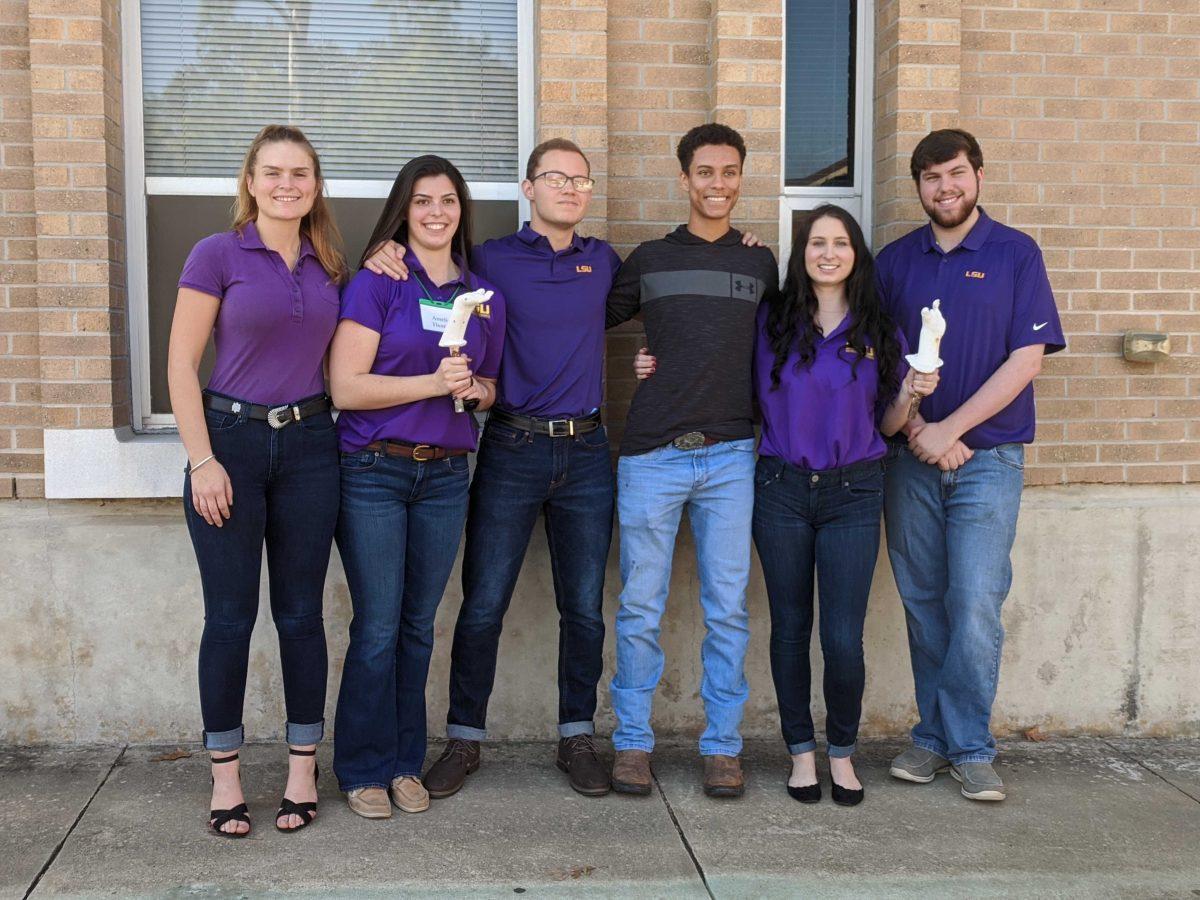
[190, 454, 215, 473]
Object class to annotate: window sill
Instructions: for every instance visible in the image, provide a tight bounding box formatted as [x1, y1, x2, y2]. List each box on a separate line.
[44, 428, 183, 499]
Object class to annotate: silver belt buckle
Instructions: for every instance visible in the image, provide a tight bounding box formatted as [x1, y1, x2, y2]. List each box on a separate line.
[672, 431, 705, 451]
[547, 419, 574, 437]
[267, 404, 297, 429]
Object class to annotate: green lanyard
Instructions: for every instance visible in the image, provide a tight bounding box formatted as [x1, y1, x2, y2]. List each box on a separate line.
[414, 272, 461, 309]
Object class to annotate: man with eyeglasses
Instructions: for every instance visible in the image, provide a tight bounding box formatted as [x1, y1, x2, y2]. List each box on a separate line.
[365, 138, 620, 798]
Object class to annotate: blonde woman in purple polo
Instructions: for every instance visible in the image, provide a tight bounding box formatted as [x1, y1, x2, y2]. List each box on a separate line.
[168, 125, 348, 837]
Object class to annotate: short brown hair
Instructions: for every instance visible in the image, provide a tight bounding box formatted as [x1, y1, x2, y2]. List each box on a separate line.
[525, 138, 590, 181]
[910, 128, 984, 182]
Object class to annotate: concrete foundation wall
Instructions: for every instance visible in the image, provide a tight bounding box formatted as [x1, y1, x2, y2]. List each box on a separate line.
[2, 484, 1198, 744]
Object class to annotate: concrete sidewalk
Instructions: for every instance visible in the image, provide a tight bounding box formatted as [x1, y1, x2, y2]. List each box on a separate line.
[2, 738, 1198, 899]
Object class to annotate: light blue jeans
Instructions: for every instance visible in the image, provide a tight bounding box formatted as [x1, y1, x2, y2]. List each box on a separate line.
[611, 438, 756, 756]
[883, 442, 1025, 765]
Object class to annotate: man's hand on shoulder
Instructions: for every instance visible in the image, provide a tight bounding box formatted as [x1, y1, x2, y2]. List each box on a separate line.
[740, 231, 766, 248]
[363, 239, 408, 281]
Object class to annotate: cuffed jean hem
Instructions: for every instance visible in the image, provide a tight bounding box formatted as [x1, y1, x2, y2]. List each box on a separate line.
[827, 741, 856, 759]
[613, 741, 654, 753]
[203, 725, 244, 753]
[339, 781, 388, 793]
[446, 724, 487, 742]
[699, 743, 743, 757]
[558, 721, 595, 739]
[786, 739, 818, 755]
[950, 752, 997, 766]
[286, 720, 324, 746]
[391, 770, 422, 780]
[913, 736, 950, 758]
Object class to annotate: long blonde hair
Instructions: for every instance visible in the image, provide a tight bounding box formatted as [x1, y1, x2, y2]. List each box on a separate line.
[232, 124, 348, 285]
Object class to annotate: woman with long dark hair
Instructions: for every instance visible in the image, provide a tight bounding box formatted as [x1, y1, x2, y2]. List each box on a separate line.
[168, 124, 347, 836]
[329, 155, 505, 819]
[752, 204, 936, 805]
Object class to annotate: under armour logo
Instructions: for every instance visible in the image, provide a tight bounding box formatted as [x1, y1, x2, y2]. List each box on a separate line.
[732, 278, 756, 297]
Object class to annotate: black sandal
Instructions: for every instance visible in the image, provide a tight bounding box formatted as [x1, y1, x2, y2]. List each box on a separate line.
[275, 747, 319, 833]
[208, 752, 251, 838]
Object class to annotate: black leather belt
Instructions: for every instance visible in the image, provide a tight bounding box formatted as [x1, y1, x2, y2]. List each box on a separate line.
[204, 392, 331, 430]
[488, 408, 602, 437]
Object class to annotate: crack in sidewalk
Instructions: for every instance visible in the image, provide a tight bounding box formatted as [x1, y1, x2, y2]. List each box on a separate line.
[23, 745, 127, 899]
[1099, 737, 1200, 805]
[652, 770, 716, 900]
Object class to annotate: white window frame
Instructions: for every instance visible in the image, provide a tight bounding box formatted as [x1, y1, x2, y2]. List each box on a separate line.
[121, 0, 535, 433]
[779, 0, 874, 270]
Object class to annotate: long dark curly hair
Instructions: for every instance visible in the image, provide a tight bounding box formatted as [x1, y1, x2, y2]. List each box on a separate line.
[764, 204, 901, 404]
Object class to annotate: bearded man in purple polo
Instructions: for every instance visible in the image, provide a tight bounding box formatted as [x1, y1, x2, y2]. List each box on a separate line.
[876, 129, 1065, 802]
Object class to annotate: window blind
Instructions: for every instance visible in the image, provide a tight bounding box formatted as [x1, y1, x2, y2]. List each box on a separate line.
[785, 0, 855, 187]
[140, 1, 519, 182]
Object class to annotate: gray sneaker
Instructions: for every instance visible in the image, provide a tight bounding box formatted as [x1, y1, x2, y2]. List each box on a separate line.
[951, 762, 1006, 801]
[889, 747, 950, 783]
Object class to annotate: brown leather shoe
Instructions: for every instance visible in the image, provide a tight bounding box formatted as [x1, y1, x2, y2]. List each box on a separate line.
[703, 754, 744, 798]
[423, 739, 480, 799]
[556, 735, 611, 797]
[611, 749, 653, 795]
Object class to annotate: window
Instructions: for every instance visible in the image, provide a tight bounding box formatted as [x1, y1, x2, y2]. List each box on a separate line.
[123, 0, 533, 426]
[779, 0, 873, 267]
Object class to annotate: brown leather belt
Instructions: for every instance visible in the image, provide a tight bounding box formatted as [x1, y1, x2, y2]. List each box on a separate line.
[671, 432, 722, 450]
[365, 440, 468, 462]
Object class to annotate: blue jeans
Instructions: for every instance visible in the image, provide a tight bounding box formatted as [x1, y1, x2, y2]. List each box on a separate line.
[447, 420, 613, 741]
[883, 442, 1024, 765]
[333, 449, 469, 791]
[183, 395, 339, 752]
[752, 456, 883, 758]
[611, 438, 756, 756]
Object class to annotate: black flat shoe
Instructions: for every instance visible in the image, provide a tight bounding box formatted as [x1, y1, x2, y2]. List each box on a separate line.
[787, 781, 821, 803]
[831, 781, 864, 806]
[276, 747, 319, 833]
[208, 752, 251, 838]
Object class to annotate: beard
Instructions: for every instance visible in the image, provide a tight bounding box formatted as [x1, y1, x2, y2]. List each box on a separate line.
[921, 178, 980, 229]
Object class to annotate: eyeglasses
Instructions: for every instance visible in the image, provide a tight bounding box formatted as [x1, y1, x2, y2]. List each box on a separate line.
[531, 171, 595, 192]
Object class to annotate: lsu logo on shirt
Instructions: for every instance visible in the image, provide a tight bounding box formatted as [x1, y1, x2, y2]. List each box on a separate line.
[965, 270, 986, 279]
[842, 344, 876, 360]
[576, 264, 592, 274]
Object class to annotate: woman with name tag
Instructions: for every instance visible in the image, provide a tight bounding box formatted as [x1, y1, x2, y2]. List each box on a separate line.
[635, 204, 937, 805]
[328, 155, 505, 820]
[168, 124, 348, 837]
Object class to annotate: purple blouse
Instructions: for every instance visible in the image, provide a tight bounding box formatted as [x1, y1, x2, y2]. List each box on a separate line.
[178, 221, 340, 406]
[754, 303, 908, 470]
[335, 252, 506, 453]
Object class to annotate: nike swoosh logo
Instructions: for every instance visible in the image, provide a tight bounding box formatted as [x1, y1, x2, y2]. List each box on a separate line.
[1033, 322, 1048, 331]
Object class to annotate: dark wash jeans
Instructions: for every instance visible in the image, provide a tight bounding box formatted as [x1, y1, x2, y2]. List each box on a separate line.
[333, 449, 469, 791]
[446, 418, 613, 741]
[184, 394, 339, 752]
[751, 455, 884, 758]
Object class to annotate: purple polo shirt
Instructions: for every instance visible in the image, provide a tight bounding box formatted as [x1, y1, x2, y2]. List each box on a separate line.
[754, 303, 909, 470]
[875, 208, 1065, 449]
[178, 221, 340, 406]
[472, 224, 621, 417]
[335, 252, 505, 453]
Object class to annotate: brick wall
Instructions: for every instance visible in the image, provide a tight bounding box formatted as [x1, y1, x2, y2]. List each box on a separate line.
[28, 0, 128, 501]
[537, 0, 611, 239]
[0, 0, 37, 498]
[958, 0, 1200, 484]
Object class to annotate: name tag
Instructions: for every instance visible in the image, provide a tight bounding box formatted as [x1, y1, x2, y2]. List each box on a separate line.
[419, 297, 452, 333]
